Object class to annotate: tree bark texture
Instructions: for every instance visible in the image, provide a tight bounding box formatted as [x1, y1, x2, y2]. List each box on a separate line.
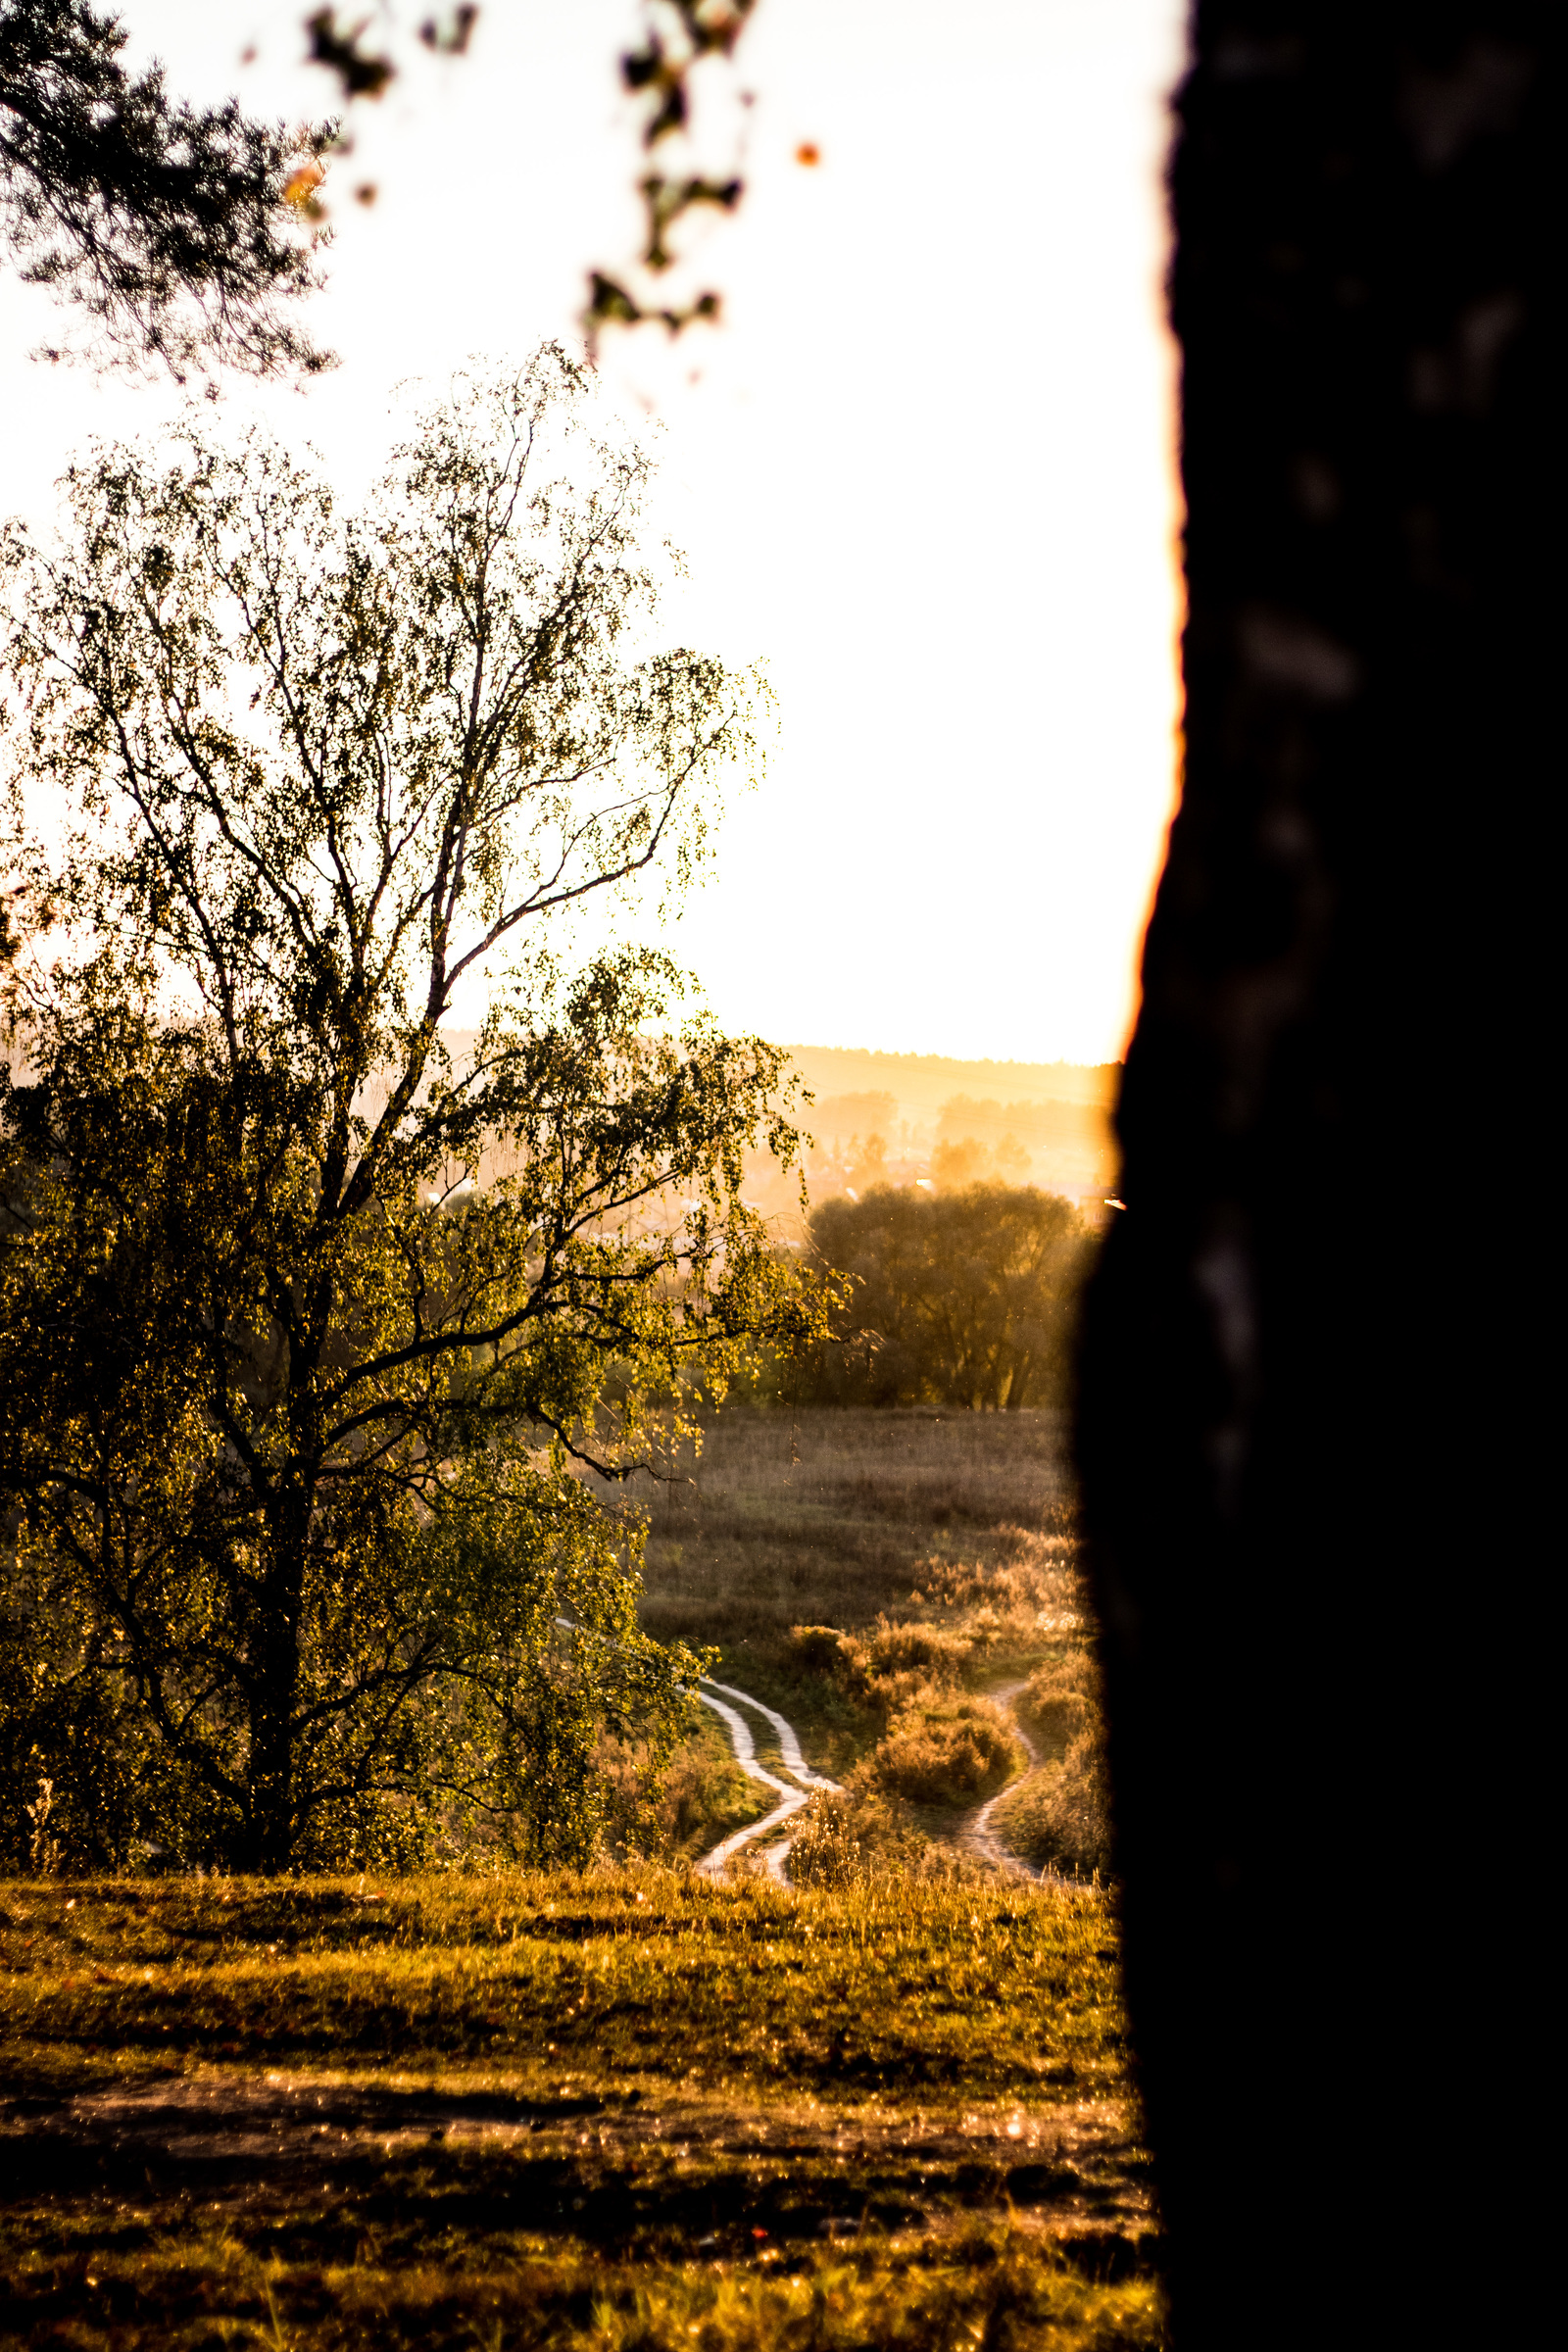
[1076, 6, 1547, 2343]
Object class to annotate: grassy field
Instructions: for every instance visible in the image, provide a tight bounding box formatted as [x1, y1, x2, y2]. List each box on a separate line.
[630, 1408, 1110, 1879]
[637, 1406, 1076, 1662]
[0, 1868, 1160, 2350]
[1, 1411, 1156, 2348]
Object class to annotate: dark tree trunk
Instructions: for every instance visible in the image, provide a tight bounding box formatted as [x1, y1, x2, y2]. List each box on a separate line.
[251, 1494, 309, 1872]
[1076, 5, 1546, 2344]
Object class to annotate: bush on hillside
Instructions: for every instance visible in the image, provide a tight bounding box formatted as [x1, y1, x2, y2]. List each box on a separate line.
[996, 1733, 1113, 1881]
[788, 1615, 971, 1716]
[787, 1785, 927, 1887]
[799, 1183, 1096, 1411]
[1019, 1649, 1103, 1758]
[872, 1701, 1018, 1804]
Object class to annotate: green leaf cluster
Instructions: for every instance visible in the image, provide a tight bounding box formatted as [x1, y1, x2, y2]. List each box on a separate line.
[803, 1185, 1096, 1412]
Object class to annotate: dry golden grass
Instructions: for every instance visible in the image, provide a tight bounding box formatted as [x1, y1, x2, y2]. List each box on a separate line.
[633, 1406, 1076, 1657]
[990, 1652, 1113, 1881]
[870, 1699, 1018, 1804]
[0, 1412, 1145, 2349]
[993, 1740, 1114, 1883]
[617, 1408, 1111, 1886]
[0, 1867, 1161, 2350]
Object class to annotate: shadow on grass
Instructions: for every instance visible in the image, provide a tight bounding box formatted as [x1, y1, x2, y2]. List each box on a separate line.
[0, 2074, 1157, 2257]
[0, 2111, 1162, 2352]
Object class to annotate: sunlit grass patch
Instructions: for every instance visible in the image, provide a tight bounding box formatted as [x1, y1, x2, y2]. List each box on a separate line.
[1, 1866, 1158, 2349]
[633, 1408, 1075, 1676]
[0, 2212, 1165, 2350]
[2, 1867, 1128, 2101]
[577, 1408, 1084, 1852]
[0, 1400, 1147, 2351]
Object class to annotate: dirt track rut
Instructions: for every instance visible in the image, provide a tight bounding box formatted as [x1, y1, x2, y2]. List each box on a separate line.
[697, 1678, 1042, 1882]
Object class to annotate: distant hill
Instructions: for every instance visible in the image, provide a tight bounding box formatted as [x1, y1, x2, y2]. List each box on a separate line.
[934, 1093, 1107, 1154]
[784, 1046, 1121, 1129]
[778, 1047, 1121, 1211]
[389, 1032, 1121, 1207]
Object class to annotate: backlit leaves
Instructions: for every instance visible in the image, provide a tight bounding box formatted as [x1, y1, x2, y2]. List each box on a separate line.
[585, 1, 761, 349]
[0, 352, 819, 1872]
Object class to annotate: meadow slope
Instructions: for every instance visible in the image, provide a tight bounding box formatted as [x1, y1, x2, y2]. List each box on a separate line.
[1, 1411, 1156, 2349]
[0, 1869, 1161, 2350]
[631, 1408, 1111, 1885]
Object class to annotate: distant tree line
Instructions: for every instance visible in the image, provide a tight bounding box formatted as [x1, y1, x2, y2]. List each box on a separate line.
[793, 1184, 1095, 1412]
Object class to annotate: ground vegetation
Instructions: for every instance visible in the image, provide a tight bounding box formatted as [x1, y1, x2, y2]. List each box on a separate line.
[0, 1864, 1159, 2351]
[629, 1407, 1111, 1884]
[992, 1653, 1113, 1881]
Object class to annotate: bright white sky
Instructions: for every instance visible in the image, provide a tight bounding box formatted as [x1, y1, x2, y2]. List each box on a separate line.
[0, 0, 1187, 1065]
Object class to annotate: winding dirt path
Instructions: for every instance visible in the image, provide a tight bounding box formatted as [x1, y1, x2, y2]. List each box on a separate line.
[704, 1680, 839, 1794]
[693, 1684, 840, 1879]
[695, 1676, 1048, 1884]
[960, 1682, 1044, 1880]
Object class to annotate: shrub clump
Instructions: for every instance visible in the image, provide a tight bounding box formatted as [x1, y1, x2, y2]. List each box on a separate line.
[787, 1624, 851, 1676]
[788, 1785, 924, 1886]
[995, 1735, 1112, 1880]
[788, 1614, 971, 1714]
[1018, 1649, 1102, 1757]
[790, 1690, 1018, 1887]
[594, 1725, 762, 1862]
[873, 1699, 1018, 1804]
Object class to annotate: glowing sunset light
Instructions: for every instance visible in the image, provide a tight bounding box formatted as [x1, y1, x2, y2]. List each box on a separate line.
[0, 0, 1186, 1069]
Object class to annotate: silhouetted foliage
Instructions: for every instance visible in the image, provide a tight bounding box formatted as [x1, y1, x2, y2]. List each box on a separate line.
[302, 3, 477, 108]
[286, 3, 761, 353]
[584, 0, 757, 347]
[805, 1185, 1093, 1411]
[304, 8, 397, 103]
[0, 0, 329, 377]
[0, 349, 820, 1873]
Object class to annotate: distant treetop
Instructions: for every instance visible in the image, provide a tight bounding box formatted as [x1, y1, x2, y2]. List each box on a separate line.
[786, 1045, 1122, 1120]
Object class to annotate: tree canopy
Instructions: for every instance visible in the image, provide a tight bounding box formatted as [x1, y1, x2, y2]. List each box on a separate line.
[0, 347, 818, 1872]
[806, 1184, 1093, 1413]
[0, 0, 328, 377]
